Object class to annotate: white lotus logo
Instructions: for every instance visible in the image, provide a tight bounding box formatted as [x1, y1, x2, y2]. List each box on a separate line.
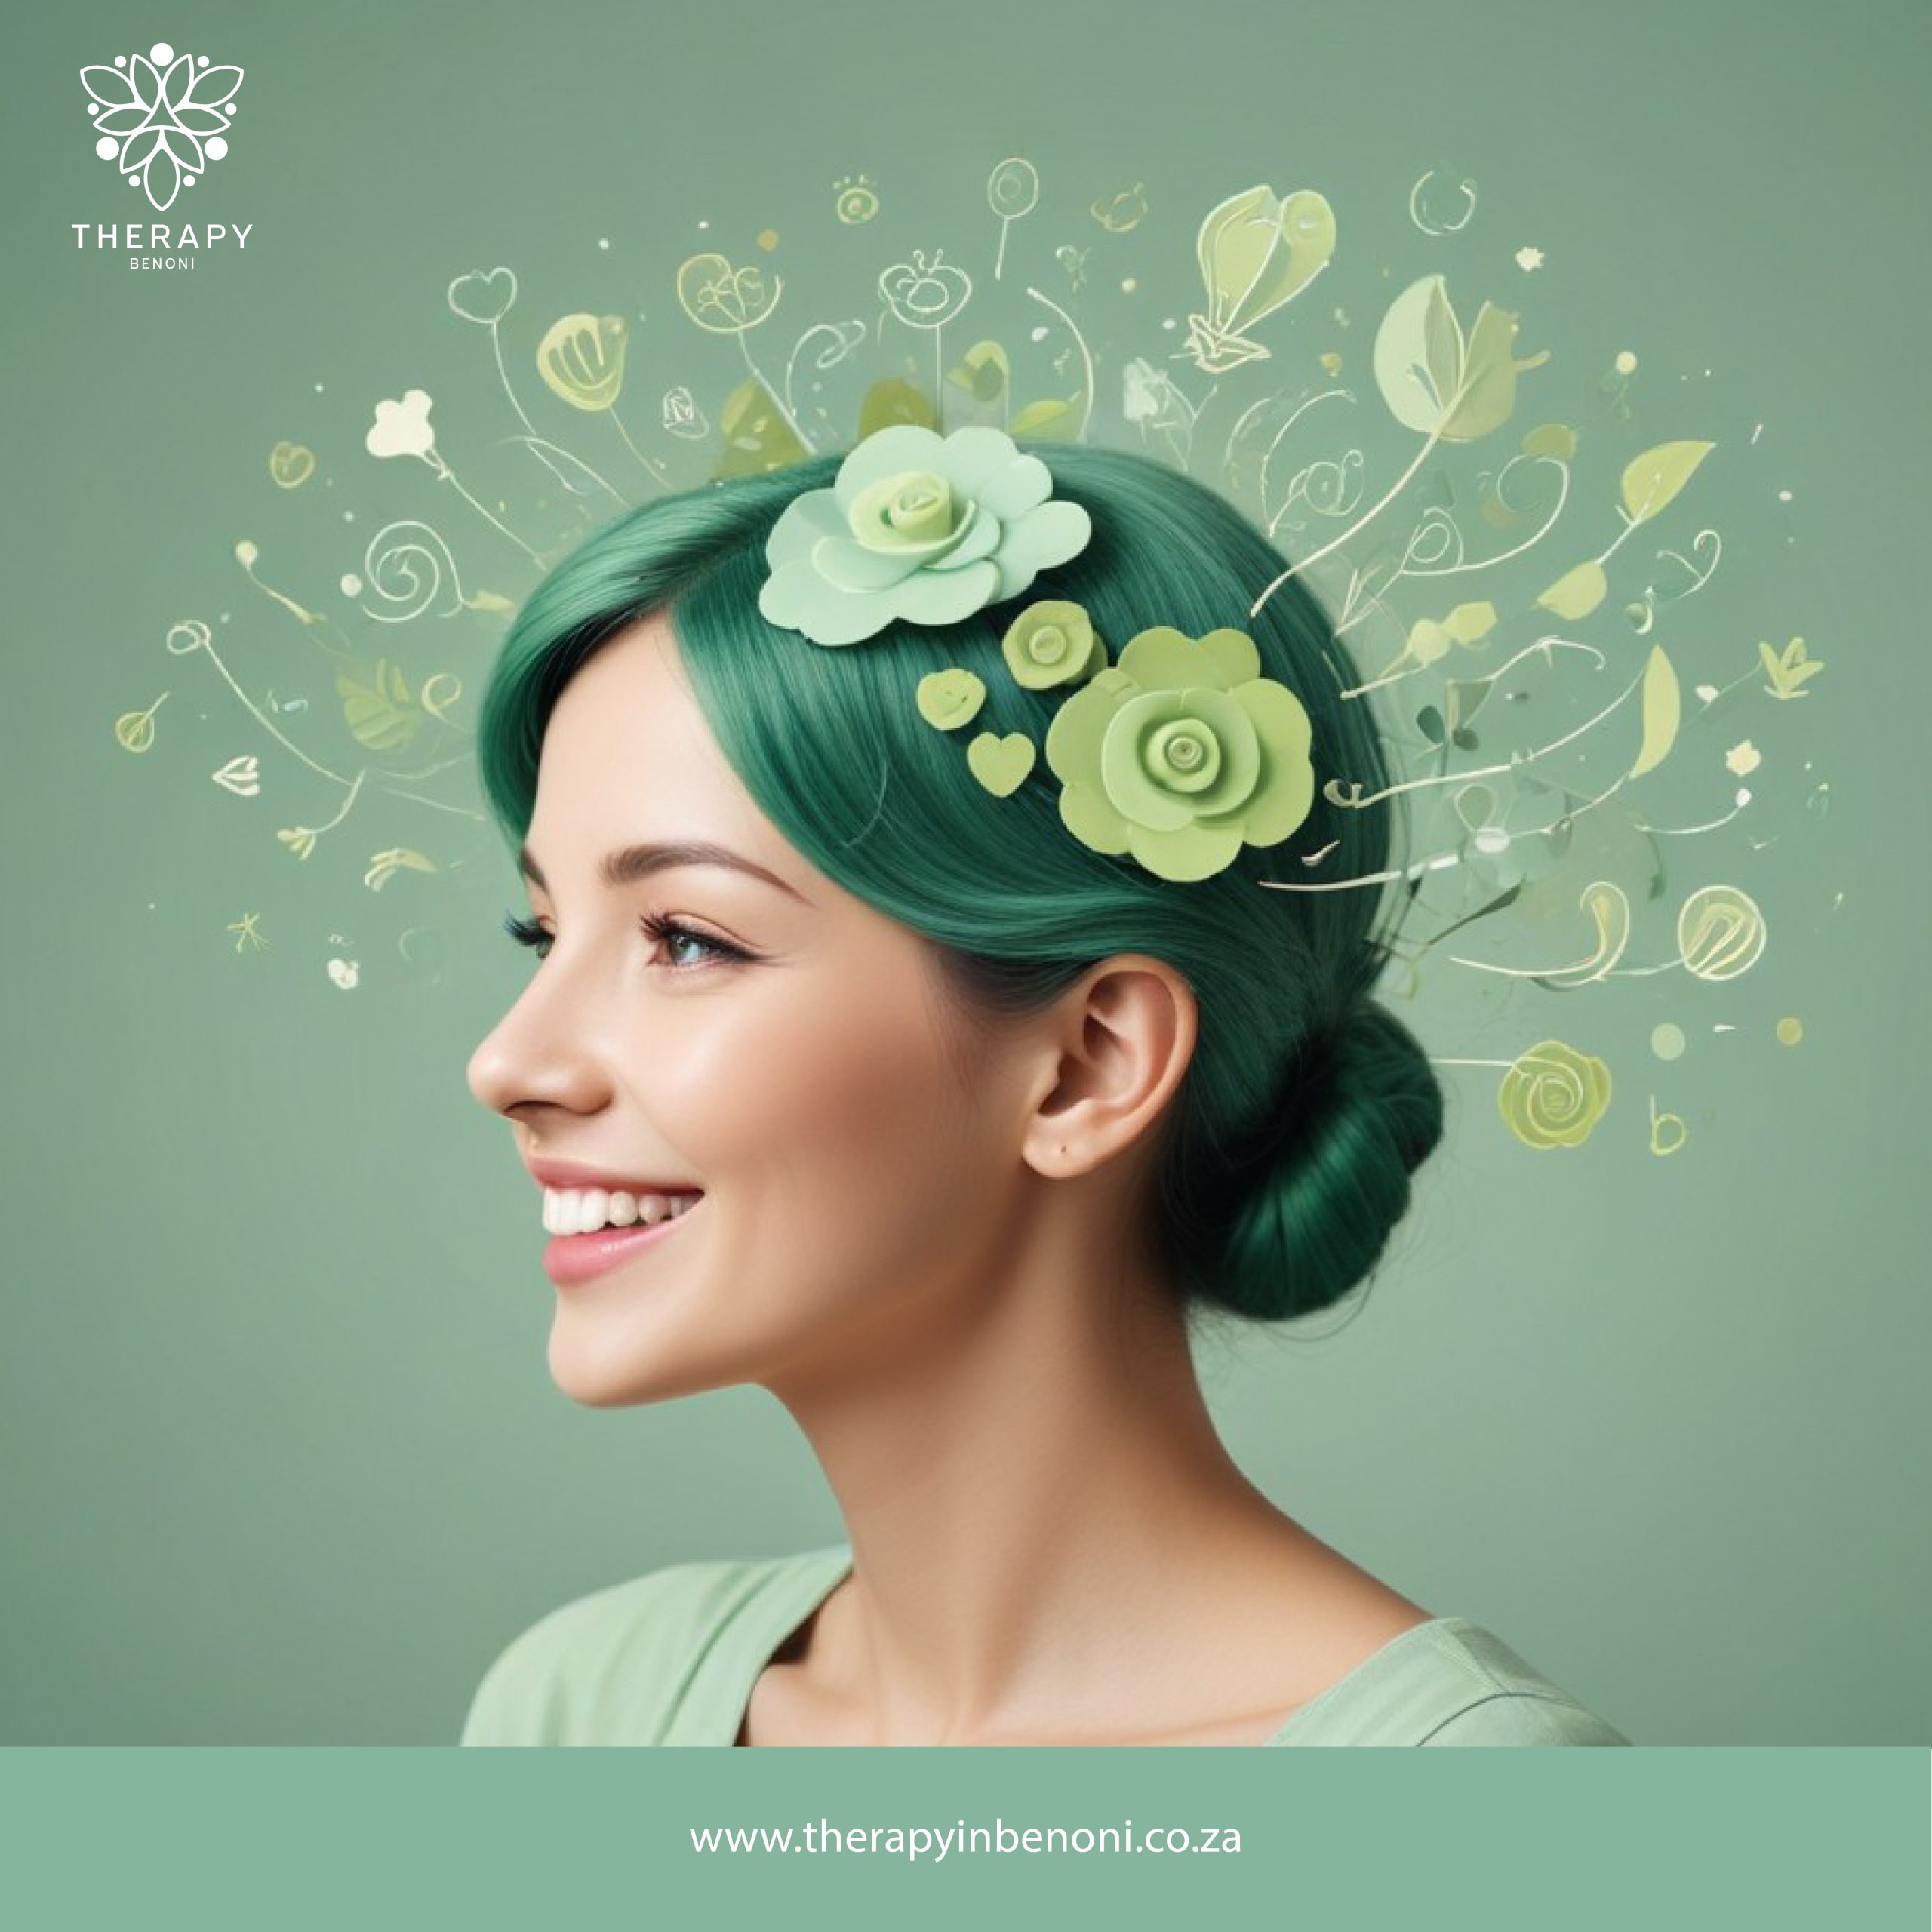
[79, 40, 244, 213]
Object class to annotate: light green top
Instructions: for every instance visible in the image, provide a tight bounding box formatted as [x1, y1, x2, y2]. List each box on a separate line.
[460, 1543, 1631, 1747]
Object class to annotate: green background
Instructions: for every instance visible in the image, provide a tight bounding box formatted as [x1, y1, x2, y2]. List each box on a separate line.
[2, 0, 1924, 1767]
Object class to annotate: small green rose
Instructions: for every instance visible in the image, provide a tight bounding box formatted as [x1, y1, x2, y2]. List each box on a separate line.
[1497, 1040, 1613, 1149]
[1043, 624, 1316, 881]
[1001, 599, 1106, 690]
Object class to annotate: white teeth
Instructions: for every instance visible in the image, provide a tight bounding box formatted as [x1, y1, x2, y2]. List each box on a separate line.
[543, 1186, 700, 1235]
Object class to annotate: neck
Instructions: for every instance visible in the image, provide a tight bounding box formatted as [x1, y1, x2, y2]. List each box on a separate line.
[759, 1208, 1310, 1743]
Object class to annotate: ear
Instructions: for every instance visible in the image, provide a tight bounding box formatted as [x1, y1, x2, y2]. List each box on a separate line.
[1021, 955, 1198, 1180]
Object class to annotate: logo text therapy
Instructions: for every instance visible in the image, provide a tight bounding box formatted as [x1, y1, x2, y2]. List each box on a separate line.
[72, 223, 253, 251]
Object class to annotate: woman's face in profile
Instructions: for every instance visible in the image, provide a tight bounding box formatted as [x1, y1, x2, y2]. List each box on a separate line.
[466, 612, 1035, 1407]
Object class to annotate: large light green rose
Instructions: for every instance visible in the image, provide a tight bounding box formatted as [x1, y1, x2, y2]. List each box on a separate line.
[1043, 625, 1316, 881]
[757, 425, 1092, 646]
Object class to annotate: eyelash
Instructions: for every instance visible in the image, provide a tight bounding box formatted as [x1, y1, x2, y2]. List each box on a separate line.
[501, 911, 752, 973]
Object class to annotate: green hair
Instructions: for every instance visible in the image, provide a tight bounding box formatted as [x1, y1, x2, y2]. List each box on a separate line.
[477, 442, 1444, 1325]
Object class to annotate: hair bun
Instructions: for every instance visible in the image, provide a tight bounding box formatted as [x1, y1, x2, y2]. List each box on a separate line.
[1183, 1000, 1445, 1324]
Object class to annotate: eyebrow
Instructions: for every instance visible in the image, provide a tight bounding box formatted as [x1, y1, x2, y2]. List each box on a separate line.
[519, 838, 811, 905]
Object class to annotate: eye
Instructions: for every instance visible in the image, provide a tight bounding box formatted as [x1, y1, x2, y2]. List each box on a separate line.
[503, 912, 552, 960]
[500, 910, 752, 973]
[638, 911, 752, 972]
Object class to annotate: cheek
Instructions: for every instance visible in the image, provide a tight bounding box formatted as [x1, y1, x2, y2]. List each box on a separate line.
[642, 973, 979, 1258]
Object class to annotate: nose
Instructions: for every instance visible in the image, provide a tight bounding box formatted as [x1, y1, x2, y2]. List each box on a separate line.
[466, 972, 612, 1121]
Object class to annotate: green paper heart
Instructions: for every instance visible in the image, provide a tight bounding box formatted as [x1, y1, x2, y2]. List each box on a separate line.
[916, 668, 987, 731]
[966, 730, 1036, 797]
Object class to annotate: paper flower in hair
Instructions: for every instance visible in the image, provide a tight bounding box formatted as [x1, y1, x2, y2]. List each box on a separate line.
[757, 426, 1092, 646]
[1001, 600, 1106, 689]
[1044, 623, 1316, 882]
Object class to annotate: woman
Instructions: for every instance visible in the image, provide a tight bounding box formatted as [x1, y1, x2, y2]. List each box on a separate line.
[459, 428, 1629, 1746]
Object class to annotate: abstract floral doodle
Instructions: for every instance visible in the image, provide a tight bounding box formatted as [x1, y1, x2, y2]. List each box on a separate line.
[125, 157, 1832, 1156]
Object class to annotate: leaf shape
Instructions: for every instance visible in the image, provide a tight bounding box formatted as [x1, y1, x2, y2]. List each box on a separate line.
[337, 658, 422, 754]
[855, 376, 937, 442]
[714, 377, 808, 478]
[1008, 397, 1078, 439]
[1536, 559, 1607, 620]
[1620, 440, 1713, 525]
[1374, 275, 1463, 435]
[1443, 600, 1497, 645]
[1629, 645, 1680, 779]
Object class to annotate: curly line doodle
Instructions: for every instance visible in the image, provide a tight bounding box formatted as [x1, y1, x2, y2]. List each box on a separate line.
[445, 266, 535, 437]
[1407, 170, 1478, 236]
[1447, 880, 1631, 986]
[1022, 283, 1094, 442]
[364, 387, 548, 568]
[168, 618, 344, 786]
[661, 386, 710, 441]
[986, 157, 1039, 281]
[1090, 183, 1147, 232]
[1270, 449, 1367, 540]
[1250, 274, 1551, 618]
[1648, 1092, 1690, 1156]
[1327, 639, 1642, 808]
[878, 248, 972, 404]
[358, 521, 468, 625]
[499, 432, 627, 508]
[1219, 385, 1355, 531]
[783, 320, 866, 430]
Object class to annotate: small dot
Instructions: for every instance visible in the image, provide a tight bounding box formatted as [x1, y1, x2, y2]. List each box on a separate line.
[1160, 317, 1177, 331]
[340, 574, 363, 597]
[205, 136, 227, 159]
[1777, 488, 1792, 502]
[88, 103, 99, 114]
[1651, 1023, 1686, 1061]
[313, 382, 325, 392]
[129, 176, 140, 188]
[95, 135, 118, 158]
[198, 54, 209, 66]
[598, 237, 610, 250]
[697, 218, 709, 229]
[343, 510, 355, 523]
[150, 41, 174, 62]
[223, 102, 236, 113]
[115, 54, 126, 65]
[183, 174, 195, 186]
[1614, 350, 1638, 374]
[1775, 1016, 1804, 1047]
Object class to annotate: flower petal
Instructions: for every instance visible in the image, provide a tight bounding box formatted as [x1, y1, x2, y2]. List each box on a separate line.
[1115, 626, 1208, 690]
[1198, 627, 1262, 687]
[764, 487, 846, 571]
[758, 556, 899, 644]
[814, 531, 937, 593]
[1226, 679, 1316, 844]
[989, 499, 1091, 601]
[1044, 674, 1134, 790]
[1127, 820, 1246, 882]
[973, 449, 1054, 521]
[896, 560, 1002, 627]
[1059, 781, 1131, 857]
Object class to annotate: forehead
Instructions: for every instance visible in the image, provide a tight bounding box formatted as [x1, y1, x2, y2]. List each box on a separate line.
[525, 612, 776, 878]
